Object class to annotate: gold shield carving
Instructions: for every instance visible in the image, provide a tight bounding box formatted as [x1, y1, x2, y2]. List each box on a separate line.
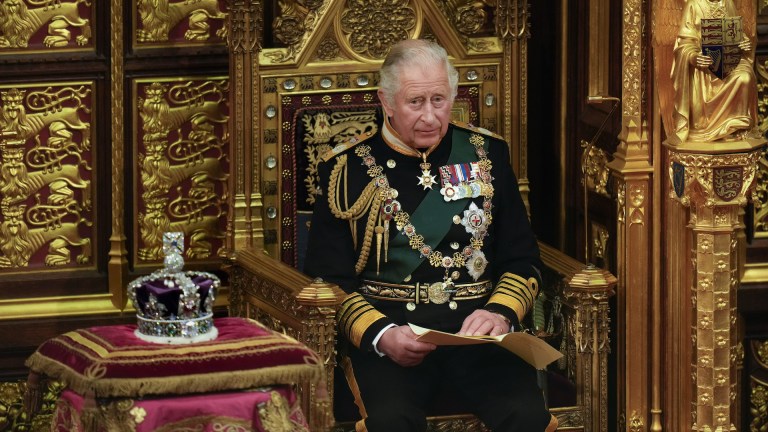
[134, 77, 229, 263]
[713, 166, 743, 202]
[0, 84, 94, 271]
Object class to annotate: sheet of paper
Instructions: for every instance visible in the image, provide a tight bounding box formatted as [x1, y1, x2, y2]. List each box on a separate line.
[409, 323, 563, 370]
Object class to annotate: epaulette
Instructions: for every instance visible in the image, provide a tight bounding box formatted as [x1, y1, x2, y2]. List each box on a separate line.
[320, 131, 376, 162]
[451, 120, 505, 141]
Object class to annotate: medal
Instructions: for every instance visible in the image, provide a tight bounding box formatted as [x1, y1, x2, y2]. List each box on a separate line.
[417, 170, 437, 190]
[417, 153, 436, 190]
[461, 202, 488, 236]
[466, 250, 488, 281]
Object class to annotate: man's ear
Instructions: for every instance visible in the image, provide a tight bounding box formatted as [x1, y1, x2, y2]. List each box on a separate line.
[378, 89, 395, 117]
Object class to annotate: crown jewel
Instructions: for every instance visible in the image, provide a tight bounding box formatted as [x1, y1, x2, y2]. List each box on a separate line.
[127, 232, 219, 344]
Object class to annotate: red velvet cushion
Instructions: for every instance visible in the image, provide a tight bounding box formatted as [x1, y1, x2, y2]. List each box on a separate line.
[25, 317, 322, 398]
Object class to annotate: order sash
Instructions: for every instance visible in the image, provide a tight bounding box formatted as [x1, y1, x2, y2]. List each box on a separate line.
[369, 128, 488, 283]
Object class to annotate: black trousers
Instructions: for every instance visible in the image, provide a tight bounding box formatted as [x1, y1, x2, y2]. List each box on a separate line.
[343, 341, 552, 432]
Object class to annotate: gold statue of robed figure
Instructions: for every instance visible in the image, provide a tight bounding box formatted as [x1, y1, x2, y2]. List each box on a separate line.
[658, 0, 759, 145]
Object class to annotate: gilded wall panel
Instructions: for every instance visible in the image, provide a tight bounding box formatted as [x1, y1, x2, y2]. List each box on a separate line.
[133, 0, 228, 48]
[0, 0, 93, 53]
[754, 56, 768, 237]
[0, 83, 95, 273]
[133, 77, 229, 266]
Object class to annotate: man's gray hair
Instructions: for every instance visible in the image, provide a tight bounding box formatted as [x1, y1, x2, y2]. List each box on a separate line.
[378, 39, 459, 106]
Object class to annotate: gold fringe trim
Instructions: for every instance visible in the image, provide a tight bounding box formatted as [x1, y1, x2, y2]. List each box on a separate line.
[25, 353, 323, 400]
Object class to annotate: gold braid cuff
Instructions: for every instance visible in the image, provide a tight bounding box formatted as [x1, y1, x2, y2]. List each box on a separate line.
[486, 272, 539, 323]
[338, 293, 387, 348]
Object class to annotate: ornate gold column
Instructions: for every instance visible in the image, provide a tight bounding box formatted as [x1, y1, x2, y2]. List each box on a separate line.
[108, 0, 128, 309]
[607, 1, 654, 429]
[226, 1, 264, 252]
[496, 0, 531, 213]
[567, 265, 617, 432]
[667, 140, 764, 431]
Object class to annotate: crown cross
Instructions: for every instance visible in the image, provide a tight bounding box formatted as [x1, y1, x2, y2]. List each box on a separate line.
[163, 232, 185, 273]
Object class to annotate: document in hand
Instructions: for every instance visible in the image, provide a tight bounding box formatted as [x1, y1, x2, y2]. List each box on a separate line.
[409, 323, 563, 370]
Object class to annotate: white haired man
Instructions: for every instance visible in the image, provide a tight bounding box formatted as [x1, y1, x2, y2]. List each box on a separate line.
[305, 39, 557, 432]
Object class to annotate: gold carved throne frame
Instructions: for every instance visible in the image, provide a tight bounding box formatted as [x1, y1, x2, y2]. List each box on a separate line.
[224, 1, 606, 431]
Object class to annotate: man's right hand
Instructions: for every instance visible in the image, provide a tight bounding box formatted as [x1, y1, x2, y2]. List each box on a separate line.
[377, 325, 437, 367]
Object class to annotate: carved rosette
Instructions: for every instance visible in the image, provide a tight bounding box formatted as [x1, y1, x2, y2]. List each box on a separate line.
[751, 376, 768, 432]
[667, 140, 766, 431]
[263, 0, 331, 63]
[338, 0, 417, 60]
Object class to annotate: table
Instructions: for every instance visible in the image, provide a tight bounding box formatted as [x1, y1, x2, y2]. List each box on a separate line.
[26, 317, 323, 431]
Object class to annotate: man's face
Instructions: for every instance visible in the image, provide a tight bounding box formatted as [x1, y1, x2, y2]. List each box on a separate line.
[379, 63, 453, 149]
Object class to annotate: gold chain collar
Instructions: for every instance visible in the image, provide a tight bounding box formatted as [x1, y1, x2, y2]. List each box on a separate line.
[354, 133, 494, 282]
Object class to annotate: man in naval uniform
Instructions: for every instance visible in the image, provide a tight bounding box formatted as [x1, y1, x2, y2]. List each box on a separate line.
[304, 39, 557, 432]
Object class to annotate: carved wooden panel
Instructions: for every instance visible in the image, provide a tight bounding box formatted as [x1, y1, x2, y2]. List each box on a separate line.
[0, 83, 95, 273]
[0, 0, 94, 52]
[132, 77, 230, 267]
[132, 0, 228, 49]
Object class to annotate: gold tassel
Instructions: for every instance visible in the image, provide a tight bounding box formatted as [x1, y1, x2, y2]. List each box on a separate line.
[80, 389, 98, 431]
[384, 220, 389, 263]
[23, 371, 43, 414]
[375, 225, 383, 275]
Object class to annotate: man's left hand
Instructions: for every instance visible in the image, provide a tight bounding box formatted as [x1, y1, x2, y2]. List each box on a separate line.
[458, 309, 510, 336]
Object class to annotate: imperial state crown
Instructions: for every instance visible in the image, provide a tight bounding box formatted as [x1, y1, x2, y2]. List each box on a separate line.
[127, 232, 220, 344]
